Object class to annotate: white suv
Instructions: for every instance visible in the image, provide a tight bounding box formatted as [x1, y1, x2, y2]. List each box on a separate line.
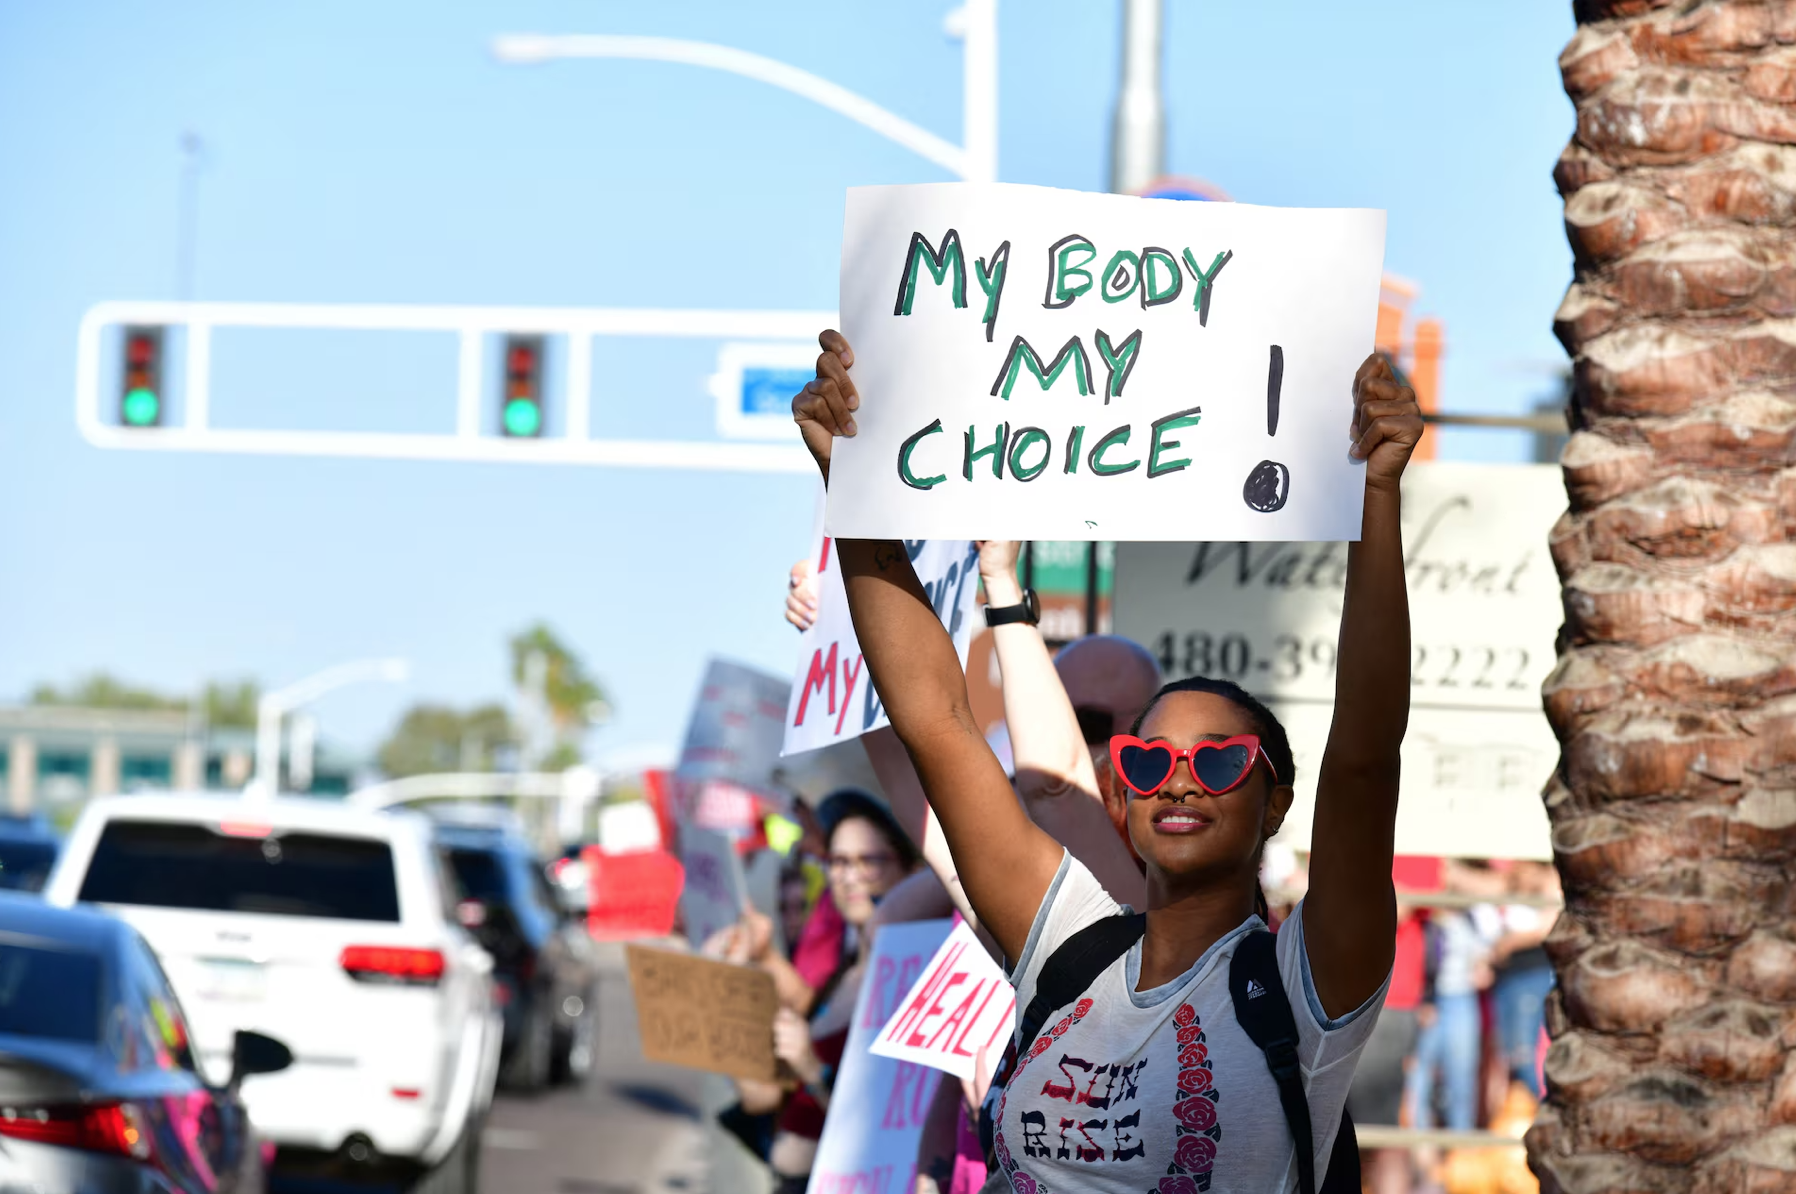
[44, 793, 502, 1190]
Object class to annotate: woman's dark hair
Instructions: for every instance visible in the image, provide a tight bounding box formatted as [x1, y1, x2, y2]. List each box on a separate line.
[1128, 675, 1294, 923]
[815, 788, 920, 871]
[1128, 675, 1296, 788]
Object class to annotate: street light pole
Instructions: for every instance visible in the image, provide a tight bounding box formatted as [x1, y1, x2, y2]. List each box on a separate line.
[1109, 0, 1164, 195]
[250, 658, 409, 801]
[1087, 0, 1167, 637]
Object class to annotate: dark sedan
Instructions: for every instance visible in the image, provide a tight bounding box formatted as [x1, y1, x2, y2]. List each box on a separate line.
[0, 894, 292, 1193]
[0, 815, 59, 892]
[433, 815, 596, 1093]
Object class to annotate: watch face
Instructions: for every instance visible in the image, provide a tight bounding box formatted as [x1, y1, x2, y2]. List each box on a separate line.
[1025, 588, 1041, 625]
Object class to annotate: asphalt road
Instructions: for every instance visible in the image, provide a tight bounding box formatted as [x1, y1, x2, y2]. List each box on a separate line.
[477, 941, 721, 1194]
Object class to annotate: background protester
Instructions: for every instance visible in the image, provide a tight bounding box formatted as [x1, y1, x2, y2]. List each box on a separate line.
[1406, 864, 1500, 1135]
[776, 861, 814, 966]
[730, 788, 919, 1194]
[973, 540, 1147, 908]
[1349, 897, 1427, 1194]
[1051, 633, 1164, 850]
[1490, 861, 1558, 1102]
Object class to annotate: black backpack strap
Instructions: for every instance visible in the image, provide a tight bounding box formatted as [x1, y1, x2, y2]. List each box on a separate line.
[1229, 929, 1319, 1194]
[1323, 1107, 1359, 1194]
[980, 912, 1144, 1164]
[1013, 912, 1146, 1065]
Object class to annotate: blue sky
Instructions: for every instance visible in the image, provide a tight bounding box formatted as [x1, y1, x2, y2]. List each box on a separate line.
[0, 1, 1577, 767]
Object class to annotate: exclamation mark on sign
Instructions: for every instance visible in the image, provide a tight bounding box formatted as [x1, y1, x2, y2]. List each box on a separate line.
[1242, 345, 1290, 513]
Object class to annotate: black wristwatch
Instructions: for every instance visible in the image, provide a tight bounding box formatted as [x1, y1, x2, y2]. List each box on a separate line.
[984, 588, 1040, 627]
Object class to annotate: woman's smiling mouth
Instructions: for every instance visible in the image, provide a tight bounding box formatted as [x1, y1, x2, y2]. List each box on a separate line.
[1151, 807, 1213, 834]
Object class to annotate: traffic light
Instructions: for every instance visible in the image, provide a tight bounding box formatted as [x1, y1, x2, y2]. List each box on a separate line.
[119, 326, 165, 428]
[498, 335, 545, 437]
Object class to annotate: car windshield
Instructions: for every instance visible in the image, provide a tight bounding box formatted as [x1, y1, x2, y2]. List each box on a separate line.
[0, 943, 101, 1042]
[446, 847, 510, 904]
[78, 821, 401, 922]
[0, 841, 57, 892]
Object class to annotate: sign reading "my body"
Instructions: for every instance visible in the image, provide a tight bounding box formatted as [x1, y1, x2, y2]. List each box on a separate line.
[827, 183, 1387, 543]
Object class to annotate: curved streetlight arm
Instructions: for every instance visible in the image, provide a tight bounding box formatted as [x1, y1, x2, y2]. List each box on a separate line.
[491, 33, 985, 181]
[250, 658, 410, 800]
[262, 658, 410, 714]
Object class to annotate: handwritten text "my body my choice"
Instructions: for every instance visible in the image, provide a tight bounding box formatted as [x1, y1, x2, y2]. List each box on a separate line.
[888, 229, 1234, 495]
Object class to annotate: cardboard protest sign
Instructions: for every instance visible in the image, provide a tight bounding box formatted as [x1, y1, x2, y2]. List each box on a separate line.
[624, 944, 781, 1082]
[1115, 462, 1564, 861]
[783, 535, 983, 756]
[828, 182, 1386, 542]
[676, 826, 747, 946]
[807, 918, 954, 1194]
[869, 919, 1014, 1081]
[676, 658, 790, 800]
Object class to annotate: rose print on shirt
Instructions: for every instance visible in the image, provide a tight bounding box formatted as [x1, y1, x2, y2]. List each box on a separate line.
[1152, 1002, 1221, 1194]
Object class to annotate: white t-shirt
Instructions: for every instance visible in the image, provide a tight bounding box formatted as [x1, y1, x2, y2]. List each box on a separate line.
[989, 854, 1389, 1194]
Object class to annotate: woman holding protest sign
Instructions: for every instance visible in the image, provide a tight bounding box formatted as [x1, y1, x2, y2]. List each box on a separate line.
[792, 328, 1421, 1193]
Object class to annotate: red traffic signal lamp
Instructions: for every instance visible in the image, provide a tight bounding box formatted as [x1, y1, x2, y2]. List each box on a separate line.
[499, 335, 546, 438]
[119, 326, 166, 428]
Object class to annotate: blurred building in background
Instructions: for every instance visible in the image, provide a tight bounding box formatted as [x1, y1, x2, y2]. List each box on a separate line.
[0, 704, 360, 817]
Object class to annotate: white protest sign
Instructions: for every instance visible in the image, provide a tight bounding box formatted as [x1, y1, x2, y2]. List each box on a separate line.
[676, 658, 790, 797]
[783, 536, 983, 756]
[1114, 462, 1565, 861]
[677, 826, 747, 946]
[827, 182, 1386, 542]
[869, 919, 1014, 1081]
[807, 918, 954, 1194]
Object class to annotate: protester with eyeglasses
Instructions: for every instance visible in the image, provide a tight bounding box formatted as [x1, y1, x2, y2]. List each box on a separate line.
[738, 789, 917, 1194]
[792, 330, 1422, 1193]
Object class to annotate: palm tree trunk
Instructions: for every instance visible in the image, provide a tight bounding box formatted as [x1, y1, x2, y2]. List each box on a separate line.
[1533, 2, 1796, 1190]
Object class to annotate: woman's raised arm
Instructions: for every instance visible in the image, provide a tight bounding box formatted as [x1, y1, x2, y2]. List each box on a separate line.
[794, 331, 1063, 960]
[1303, 354, 1423, 1019]
[977, 541, 1147, 908]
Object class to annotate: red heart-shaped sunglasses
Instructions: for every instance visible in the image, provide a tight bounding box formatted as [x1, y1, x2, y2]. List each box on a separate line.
[1107, 734, 1280, 798]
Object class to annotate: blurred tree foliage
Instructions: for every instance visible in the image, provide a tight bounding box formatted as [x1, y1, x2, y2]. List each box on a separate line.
[508, 623, 609, 771]
[30, 674, 261, 728]
[377, 703, 515, 779]
[200, 681, 260, 728]
[508, 624, 608, 734]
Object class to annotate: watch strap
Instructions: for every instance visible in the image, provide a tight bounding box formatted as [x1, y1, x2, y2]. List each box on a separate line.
[984, 588, 1040, 627]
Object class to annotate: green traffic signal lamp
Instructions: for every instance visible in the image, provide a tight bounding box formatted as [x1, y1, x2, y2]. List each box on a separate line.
[502, 396, 542, 437]
[121, 386, 161, 427]
[119, 326, 166, 428]
[498, 335, 546, 438]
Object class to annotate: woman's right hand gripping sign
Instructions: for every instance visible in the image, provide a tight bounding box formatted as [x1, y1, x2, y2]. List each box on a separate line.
[791, 330, 858, 484]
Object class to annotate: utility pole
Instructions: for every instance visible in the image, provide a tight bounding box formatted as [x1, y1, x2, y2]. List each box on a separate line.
[1085, 0, 1168, 636]
[1109, 0, 1165, 196]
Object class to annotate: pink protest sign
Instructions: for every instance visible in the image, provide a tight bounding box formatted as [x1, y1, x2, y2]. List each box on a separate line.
[807, 918, 954, 1194]
[868, 919, 1015, 1082]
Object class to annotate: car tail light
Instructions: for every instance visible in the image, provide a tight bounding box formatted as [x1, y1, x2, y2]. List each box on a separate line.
[0, 1102, 152, 1159]
[340, 946, 446, 986]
